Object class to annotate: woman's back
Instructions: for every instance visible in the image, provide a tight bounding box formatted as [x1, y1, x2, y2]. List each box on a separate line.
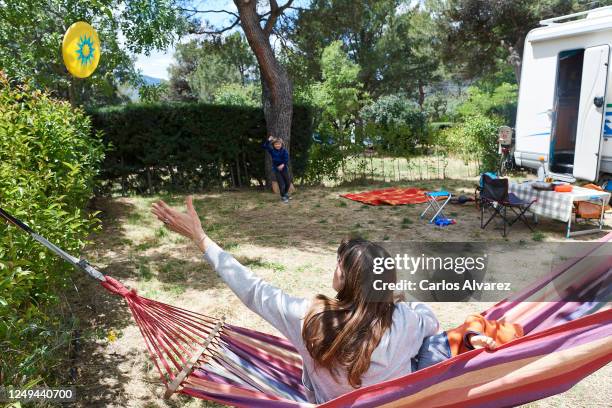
[297, 302, 438, 403]
[201, 240, 438, 403]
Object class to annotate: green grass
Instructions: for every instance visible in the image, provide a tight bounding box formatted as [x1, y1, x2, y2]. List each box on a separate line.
[221, 241, 240, 251]
[532, 231, 545, 242]
[134, 240, 157, 251]
[296, 263, 318, 274]
[158, 259, 188, 281]
[126, 212, 144, 224]
[165, 283, 186, 296]
[350, 230, 369, 240]
[242, 258, 286, 272]
[137, 260, 153, 281]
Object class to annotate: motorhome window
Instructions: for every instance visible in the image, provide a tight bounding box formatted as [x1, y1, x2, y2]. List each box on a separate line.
[550, 49, 585, 174]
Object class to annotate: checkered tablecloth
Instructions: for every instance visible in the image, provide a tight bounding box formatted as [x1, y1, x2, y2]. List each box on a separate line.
[509, 182, 611, 222]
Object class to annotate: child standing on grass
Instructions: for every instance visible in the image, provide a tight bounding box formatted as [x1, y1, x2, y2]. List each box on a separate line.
[262, 135, 292, 203]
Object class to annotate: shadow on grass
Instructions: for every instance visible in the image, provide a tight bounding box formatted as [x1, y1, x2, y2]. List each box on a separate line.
[67, 197, 149, 407]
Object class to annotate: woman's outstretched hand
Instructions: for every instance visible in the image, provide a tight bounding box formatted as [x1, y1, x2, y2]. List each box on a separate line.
[151, 196, 208, 251]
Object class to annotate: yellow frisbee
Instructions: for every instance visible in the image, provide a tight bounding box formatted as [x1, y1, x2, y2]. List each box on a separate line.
[62, 21, 100, 78]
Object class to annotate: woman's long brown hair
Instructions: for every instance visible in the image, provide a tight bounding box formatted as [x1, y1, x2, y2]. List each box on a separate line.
[302, 238, 398, 388]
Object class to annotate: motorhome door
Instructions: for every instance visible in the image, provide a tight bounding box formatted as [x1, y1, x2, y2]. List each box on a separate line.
[573, 44, 609, 181]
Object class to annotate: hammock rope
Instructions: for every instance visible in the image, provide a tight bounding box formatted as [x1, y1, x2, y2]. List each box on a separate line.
[100, 274, 226, 391]
[0, 206, 610, 408]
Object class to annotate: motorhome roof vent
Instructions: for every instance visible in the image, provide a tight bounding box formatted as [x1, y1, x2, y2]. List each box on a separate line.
[539, 5, 612, 26]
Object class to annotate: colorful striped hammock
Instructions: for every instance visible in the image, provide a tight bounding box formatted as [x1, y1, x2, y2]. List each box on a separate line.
[179, 233, 612, 408]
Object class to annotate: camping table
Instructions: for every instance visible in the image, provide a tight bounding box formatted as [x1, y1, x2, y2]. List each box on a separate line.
[509, 182, 611, 238]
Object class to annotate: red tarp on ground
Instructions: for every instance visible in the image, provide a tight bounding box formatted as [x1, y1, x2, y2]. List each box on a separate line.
[340, 187, 429, 206]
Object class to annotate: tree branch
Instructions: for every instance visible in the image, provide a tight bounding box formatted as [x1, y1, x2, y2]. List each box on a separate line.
[177, 7, 240, 19]
[189, 19, 241, 35]
[263, 0, 294, 37]
[272, 27, 291, 51]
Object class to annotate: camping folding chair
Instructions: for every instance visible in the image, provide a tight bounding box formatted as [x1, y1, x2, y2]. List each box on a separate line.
[420, 191, 452, 223]
[480, 175, 537, 237]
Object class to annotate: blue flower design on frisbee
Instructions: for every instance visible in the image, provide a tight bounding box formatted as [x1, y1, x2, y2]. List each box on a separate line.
[76, 35, 95, 66]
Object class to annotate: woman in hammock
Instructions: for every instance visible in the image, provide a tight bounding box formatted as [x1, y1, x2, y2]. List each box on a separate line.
[151, 197, 519, 403]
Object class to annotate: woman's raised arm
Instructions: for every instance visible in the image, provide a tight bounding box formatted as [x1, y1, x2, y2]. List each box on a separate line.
[150, 197, 309, 343]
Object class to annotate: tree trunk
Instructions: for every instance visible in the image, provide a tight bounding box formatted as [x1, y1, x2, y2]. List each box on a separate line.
[235, 0, 293, 192]
[418, 80, 425, 110]
[502, 39, 523, 86]
[68, 77, 77, 106]
[509, 51, 522, 85]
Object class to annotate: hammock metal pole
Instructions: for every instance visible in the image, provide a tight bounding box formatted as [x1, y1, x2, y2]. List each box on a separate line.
[0, 206, 106, 281]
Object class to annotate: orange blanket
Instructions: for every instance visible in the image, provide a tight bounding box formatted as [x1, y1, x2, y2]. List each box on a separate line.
[340, 187, 429, 206]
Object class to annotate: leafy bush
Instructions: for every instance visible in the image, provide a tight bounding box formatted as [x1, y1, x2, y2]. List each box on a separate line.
[139, 83, 169, 103]
[435, 81, 516, 172]
[360, 94, 429, 154]
[213, 83, 261, 107]
[456, 83, 518, 126]
[303, 131, 345, 184]
[441, 114, 501, 172]
[89, 103, 313, 193]
[0, 73, 105, 386]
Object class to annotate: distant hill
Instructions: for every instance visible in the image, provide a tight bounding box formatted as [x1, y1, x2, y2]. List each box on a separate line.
[141, 75, 163, 86]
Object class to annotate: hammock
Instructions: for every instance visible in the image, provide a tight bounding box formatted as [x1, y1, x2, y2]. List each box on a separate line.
[180, 235, 612, 408]
[1, 207, 610, 408]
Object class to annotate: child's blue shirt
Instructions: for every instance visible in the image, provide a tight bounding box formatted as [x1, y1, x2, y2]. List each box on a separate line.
[262, 140, 289, 172]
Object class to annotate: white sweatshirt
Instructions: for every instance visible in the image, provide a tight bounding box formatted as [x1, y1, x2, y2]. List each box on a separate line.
[203, 242, 439, 403]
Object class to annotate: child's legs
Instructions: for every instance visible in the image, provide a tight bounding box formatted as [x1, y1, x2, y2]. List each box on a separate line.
[415, 332, 452, 371]
[274, 170, 287, 197]
[279, 167, 291, 196]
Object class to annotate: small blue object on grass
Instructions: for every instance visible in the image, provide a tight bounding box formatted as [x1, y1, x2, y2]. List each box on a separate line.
[420, 190, 452, 224]
[434, 216, 456, 227]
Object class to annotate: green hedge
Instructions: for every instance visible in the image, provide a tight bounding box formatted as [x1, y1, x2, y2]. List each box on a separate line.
[0, 73, 105, 386]
[89, 103, 313, 194]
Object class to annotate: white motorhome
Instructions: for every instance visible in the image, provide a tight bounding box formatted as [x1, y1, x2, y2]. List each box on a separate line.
[514, 6, 612, 183]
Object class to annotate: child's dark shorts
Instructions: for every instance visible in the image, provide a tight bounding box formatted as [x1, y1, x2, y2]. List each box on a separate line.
[414, 332, 452, 370]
